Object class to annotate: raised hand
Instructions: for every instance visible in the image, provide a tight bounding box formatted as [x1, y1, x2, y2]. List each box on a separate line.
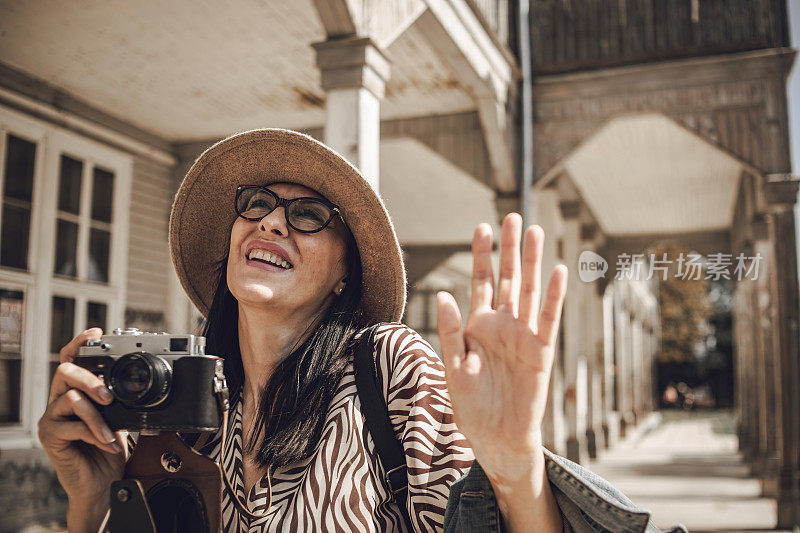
[436, 213, 567, 531]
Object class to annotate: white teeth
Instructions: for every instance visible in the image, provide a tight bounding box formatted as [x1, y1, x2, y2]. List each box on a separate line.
[247, 249, 292, 269]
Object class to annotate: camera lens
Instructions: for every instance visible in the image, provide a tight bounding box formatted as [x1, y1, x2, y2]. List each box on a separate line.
[108, 352, 171, 407]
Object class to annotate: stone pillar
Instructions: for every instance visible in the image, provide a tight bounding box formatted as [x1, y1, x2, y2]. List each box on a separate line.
[313, 37, 389, 190]
[534, 188, 566, 454]
[560, 200, 589, 464]
[763, 175, 800, 529]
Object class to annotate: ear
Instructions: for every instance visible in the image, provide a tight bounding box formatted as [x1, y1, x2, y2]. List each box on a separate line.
[333, 278, 347, 296]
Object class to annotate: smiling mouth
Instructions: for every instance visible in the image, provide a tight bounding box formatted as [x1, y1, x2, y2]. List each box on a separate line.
[247, 249, 293, 269]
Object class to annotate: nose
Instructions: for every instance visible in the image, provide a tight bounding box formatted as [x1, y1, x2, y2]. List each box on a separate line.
[259, 206, 289, 237]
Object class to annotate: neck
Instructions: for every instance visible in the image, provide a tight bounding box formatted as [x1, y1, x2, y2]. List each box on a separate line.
[237, 300, 326, 411]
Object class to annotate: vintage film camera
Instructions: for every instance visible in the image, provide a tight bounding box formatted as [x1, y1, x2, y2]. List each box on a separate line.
[76, 327, 224, 433]
[75, 328, 228, 532]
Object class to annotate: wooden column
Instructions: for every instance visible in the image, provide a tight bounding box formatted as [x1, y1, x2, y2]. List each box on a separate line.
[313, 37, 389, 190]
[601, 284, 620, 448]
[763, 175, 800, 529]
[630, 313, 644, 422]
[750, 220, 781, 497]
[560, 200, 589, 464]
[534, 188, 566, 454]
[585, 274, 605, 458]
[615, 286, 634, 435]
[581, 224, 604, 458]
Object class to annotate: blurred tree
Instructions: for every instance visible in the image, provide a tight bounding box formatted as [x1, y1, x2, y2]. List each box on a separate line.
[648, 241, 713, 364]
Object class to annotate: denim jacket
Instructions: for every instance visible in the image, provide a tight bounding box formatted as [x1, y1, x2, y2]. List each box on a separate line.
[443, 449, 688, 533]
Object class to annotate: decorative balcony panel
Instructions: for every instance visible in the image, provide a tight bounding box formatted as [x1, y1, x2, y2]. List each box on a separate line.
[530, 0, 789, 75]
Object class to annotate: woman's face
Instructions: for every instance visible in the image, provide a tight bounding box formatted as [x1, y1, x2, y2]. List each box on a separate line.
[227, 183, 349, 318]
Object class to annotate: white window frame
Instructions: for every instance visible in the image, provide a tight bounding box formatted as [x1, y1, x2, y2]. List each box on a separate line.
[0, 106, 132, 448]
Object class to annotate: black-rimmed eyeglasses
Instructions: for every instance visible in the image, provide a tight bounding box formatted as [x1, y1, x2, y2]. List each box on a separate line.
[234, 185, 340, 234]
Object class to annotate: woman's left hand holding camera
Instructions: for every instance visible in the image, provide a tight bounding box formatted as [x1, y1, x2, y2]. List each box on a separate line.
[436, 213, 567, 533]
[38, 328, 126, 533]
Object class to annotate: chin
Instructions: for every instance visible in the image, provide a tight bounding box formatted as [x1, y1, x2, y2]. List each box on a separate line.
[229, 283, 278, 306]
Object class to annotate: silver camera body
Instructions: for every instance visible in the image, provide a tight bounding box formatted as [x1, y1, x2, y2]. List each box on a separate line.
[75, 327, 223, 432]
[77, 327, 206, 359]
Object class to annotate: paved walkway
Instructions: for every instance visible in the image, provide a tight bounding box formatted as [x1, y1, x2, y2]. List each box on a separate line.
[589, 410, 784, 532]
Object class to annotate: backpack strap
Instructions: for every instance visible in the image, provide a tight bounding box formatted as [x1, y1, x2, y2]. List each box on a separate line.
[352, 323, 414, 531]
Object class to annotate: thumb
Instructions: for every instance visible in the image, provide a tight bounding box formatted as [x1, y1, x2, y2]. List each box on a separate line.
[436, 292, 465, 374]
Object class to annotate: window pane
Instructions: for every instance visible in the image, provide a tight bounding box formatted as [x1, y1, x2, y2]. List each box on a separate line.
[0, 203, 30, 270]
[54, 219, 78, 277]
[3, 134, 36, 202]
[91, 167, 114, 223]
[58, 155, 83, 214]
[87, 301, 107, 331]
[0, 359, 21, 424]
[0, 289, 24, 425]
[50, 296, 75, 354]
[0, 289, 24, 354]
[88, 228, 110, 282]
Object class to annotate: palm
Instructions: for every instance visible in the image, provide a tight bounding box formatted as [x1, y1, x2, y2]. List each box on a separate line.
[437, 214, 567, 484]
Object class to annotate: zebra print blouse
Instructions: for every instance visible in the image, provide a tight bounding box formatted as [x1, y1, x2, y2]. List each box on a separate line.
[192, 323, 475, 531]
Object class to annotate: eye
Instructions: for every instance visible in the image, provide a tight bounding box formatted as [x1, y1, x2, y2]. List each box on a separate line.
[237, 189, 276, 218]
[290, 200, 331, 230]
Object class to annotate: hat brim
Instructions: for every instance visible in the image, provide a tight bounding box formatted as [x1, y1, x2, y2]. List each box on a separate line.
[169, 129, 406, 325]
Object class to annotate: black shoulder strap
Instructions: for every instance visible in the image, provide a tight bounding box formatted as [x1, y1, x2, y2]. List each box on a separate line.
[352, 323, 414, 530]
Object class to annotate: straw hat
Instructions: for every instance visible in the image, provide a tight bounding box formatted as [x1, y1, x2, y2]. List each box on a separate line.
[169, 128, 406, 324]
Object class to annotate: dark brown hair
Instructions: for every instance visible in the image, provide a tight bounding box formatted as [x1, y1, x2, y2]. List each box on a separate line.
[202, 235, 362, 468]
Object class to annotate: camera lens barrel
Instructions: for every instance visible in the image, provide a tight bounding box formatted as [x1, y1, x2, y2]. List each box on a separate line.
[107, 352, 172, 407]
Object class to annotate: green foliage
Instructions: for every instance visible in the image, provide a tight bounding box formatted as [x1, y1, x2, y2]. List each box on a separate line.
[649, 242, 713, 364]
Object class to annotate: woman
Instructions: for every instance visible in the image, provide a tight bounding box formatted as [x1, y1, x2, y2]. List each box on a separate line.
[39, 129, 679, 532]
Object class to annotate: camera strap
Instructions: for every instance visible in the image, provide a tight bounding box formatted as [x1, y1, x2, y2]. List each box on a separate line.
[213, 367, 274, 521]
[352, 323, 414, 530]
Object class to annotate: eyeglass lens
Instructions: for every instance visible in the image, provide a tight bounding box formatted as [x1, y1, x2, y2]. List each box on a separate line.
[236, 187, 333, 232]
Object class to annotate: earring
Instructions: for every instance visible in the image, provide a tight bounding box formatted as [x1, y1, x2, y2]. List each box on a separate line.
[336, 286, 344, 295]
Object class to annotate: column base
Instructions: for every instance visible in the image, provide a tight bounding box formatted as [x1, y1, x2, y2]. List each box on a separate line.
[566, 437, 589, 465]
[586, 427, 603, 459]
[602, 412, 621, 449]
[776, 492, 800, 529]
[619, 411, 636, 438]
[756, 454, 781, 498]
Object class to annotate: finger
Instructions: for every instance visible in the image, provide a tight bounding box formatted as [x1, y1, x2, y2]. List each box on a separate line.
[519, 225, 544, 330]
[49, 362, 113, 406]
[537, 265, 568, 347]
[50, 389, 117, 446]
[59, 328, 103, 364]
[42, 420, 122, 455]
[470, 224, 495, 313]
[495, 213, 522, 315]
[436, 292, 466, 374]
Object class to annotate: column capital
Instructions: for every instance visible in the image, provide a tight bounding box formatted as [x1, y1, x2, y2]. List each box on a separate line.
[764, 174, 799, 212]
[312, 36, 390, 99]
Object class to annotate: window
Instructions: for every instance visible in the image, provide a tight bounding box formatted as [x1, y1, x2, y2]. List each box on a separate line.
[0, 107, 131, 444]
[0, 289, 24, 424]
[1, 134, 36, 270]
[54, 157, 115, 282]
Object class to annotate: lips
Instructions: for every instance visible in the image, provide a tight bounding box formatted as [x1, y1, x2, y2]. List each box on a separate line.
[244, 241, 293, 270]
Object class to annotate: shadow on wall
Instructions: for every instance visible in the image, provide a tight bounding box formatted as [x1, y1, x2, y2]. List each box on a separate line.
[0, 448, 67, 532]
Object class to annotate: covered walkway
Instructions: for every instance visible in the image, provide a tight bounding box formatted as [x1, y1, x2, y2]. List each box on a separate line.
[589, 411, 786, 532]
